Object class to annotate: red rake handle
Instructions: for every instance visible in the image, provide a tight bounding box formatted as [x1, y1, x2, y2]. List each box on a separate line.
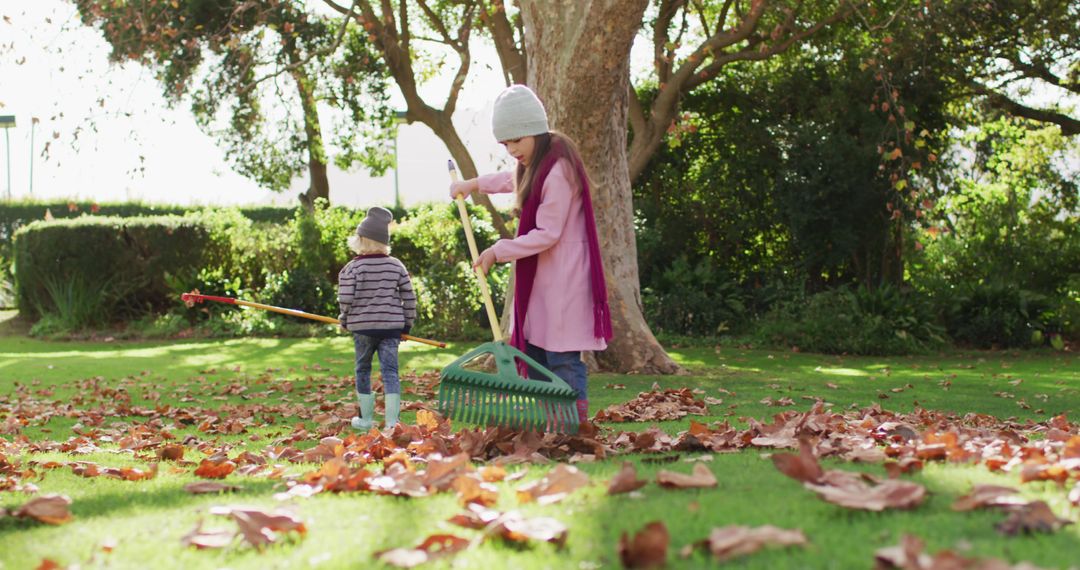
[181, 292, 446, 348]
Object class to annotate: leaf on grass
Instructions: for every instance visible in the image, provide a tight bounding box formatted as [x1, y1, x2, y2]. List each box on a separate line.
[995, 501, 1073, 536]
[184, 482, 243, 495]
[517, 464, 589, 505]
[498, 515, 569, 547]
[656, 463, 717, 489]
[447, 504, 502, 530]
[451, 474, 499, 507]
[13, 494, 73, 525]
[687, 525, 807, 561]
[608, 462, 648, 495]
[209, 506, 307, 549]
[1069, 482, 1080, 507]
[181, 521, 235, 550]
[375, 534, 470, 568]
[951, 485, 1023, 511]
[618, 521, 669, 569]
[770, 439, 823, 483]
[422, 453, 472, 491]
[157, 444, 185, 461]
[875, 534, 1049, 569]
[194, 456, 236, 479]
[806, 479, 926, 511]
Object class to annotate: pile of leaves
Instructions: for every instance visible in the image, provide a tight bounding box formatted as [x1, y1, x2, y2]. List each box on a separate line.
[593, 386, 715, 422]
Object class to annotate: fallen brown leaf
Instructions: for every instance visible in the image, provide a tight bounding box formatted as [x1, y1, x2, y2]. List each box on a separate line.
[874, 534, 1049, 569]
[375, 534, 470, 568]
[13, 494, 73, 525]
[194, 456, 236, 479]
[688, 525, 807, 561]
[618, 521, 669, 569]
[608, 462, 648, 495]
[656, 463, 717, 489]
[995, 501, 1073, 536]
[517, 464, 589, 505]
[770, 439, 823, 483]
[181, 521, 235, 550]
[497, 514, 569, 547]
[951, 485, 1024, 511]
[806, 479, 926, 511]
[184, 482, 243, 495]
[209, 506, 306, 549]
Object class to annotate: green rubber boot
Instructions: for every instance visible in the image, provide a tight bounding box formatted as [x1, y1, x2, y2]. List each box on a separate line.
[351, 393, 375, 431]
[383, 393, 401, 431]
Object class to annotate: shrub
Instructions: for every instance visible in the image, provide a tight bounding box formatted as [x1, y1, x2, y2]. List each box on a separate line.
[945, 281, 1052, 348]
[754, 284, 945, 355]
[643, 256, 747, 336]
[13, 215, 212, 321]
[392, 203, 504, 339]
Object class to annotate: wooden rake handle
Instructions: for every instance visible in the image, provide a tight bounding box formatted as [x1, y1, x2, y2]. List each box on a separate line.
[449, 160, 503, 342]
[180, 293, 446, 348]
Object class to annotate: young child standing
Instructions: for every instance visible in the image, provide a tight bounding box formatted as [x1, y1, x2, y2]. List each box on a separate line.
[338, 206, 416, 431]
[448, 84, 613, 422]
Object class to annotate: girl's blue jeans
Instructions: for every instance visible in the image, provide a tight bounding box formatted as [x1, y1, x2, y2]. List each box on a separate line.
[524, 342, 588, 400]
[353, 334, 400, 395]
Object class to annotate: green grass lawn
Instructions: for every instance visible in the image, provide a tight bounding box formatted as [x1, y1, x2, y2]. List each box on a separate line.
[1, 333, 1078, 569]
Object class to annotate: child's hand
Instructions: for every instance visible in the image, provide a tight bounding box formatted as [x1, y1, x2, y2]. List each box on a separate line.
[449, 178, 478, 200]
[473, 247, 497, 273]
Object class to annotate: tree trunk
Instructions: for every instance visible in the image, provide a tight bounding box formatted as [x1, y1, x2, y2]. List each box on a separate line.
[520, 0, 681, 374]
[290, 60, 330, 210]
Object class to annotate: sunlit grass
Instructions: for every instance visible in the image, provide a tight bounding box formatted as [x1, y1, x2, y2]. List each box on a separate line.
[1, 337, 1078, 569]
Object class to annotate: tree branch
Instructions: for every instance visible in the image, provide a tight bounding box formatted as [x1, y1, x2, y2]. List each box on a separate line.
[972, 81, 1080, 136]
[240, 0, 359, 94]
[483, 0, 526, 85]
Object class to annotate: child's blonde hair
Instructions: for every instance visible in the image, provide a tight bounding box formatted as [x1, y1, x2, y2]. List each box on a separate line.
[347, 235, 390, 255]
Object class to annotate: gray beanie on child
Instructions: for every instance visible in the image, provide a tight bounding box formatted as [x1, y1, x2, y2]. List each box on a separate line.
[356, 207, 393, 245]
[491, 85, 549, 142]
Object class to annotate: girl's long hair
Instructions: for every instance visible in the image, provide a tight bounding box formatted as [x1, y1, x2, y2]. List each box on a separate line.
[513, 131, 591, 211]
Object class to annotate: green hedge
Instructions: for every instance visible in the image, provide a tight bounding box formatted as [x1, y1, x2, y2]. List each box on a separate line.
[13, 215, 214, 320]
[0, 200, 291, 243]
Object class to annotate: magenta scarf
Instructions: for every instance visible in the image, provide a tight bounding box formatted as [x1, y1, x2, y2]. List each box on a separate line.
[511, 138, 613, 370]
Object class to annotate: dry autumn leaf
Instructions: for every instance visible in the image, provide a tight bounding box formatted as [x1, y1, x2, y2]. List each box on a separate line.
[770, 439, 823, 483]
[806, 479, 926, 511]
[517, 464, 589, 505]
[208, 505, 307, 549]
[687, 525, 807, 562]
[375, 534, 470, 568]
[181, 521, 235, 550]
[184, 481, 243, 495]
[13, 494, 73, 525]
[656, 463, 717, 489]
[995, 501, 1073, 536]
[874, 534, 1048, 569]
[951, 485, 1024, 511]
[619, 521, 669, 569]
[194, 456, 236, 479]
[608, 462, 648, 495]
[496, 514, 569, 547]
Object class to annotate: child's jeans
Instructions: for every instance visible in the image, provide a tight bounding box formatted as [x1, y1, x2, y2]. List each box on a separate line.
[524, 342, 588, 400]
[353, 334, 401, 395]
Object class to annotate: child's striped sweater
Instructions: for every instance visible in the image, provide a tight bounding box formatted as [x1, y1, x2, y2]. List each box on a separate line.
[337, 254, 416, 337]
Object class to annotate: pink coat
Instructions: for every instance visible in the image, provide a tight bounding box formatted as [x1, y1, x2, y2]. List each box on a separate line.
[479, 160, 608, 353]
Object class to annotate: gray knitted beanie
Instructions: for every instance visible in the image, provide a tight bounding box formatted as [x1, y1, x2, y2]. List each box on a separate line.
[355, 207, 393, 245]
[491, 85, 549, 142]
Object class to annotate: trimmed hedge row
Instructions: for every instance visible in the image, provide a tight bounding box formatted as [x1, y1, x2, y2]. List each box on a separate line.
[13, 216, 214, 319]
[0, 201, 291, 243]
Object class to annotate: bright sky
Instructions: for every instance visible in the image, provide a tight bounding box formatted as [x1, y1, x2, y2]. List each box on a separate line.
[0, 0, 516, 209]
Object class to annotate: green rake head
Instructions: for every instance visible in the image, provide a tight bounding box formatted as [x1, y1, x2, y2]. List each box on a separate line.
[439, 341, 580, 435]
